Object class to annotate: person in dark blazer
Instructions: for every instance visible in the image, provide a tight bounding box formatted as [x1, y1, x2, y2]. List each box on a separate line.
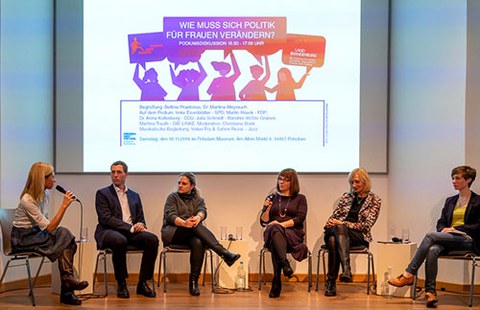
[389, 165, 480, 308]
[95, 161, 159, 298]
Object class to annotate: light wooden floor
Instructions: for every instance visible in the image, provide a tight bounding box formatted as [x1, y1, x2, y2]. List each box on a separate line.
[0, 282, 478, 309]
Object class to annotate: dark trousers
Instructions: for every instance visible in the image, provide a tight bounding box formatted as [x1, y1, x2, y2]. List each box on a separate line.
[101, 229, 159, 282]
[167, 224, 222, 278]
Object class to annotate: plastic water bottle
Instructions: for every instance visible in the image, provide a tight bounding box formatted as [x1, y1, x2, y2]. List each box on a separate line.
[236, 261, 246, 290]
[382, 266, 393, 298]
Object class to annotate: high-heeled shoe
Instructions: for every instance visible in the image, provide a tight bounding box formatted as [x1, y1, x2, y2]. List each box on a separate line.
[281, 259, 294, 278]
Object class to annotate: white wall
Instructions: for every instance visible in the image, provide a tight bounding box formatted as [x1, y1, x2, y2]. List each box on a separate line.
[0, 0, 54, 281]
[2, 0, 480, 286]
[389, 0, 480, 283]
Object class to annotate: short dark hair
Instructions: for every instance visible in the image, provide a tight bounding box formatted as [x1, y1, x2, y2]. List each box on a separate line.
[111, 160, 128, 173]
[451, 165, 476, 187]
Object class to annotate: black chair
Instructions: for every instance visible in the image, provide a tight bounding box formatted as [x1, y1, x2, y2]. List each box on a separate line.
[412, 250, 479, 307]
[0, 208, 46, 306]
[157, 244, 214, 293]
[315, 244, 375, 294]
[92, 245, 155, 296]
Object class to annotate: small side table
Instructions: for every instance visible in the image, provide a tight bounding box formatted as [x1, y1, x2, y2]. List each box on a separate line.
[376, 241, 417, 298]
[218, 240, 249, 289]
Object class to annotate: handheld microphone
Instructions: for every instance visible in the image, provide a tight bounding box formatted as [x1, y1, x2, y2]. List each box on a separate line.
[55, 185, 80, 202]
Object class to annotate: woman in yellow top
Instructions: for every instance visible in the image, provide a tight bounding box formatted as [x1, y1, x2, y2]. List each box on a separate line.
[389, 165, 480, 308]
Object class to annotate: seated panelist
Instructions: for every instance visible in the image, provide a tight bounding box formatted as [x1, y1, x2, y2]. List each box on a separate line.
[323, 168, 381, 297]
[94, 160, 159, 299]
[11, 162, 88, 305]
[161, 172, 240, 296]
[260, 168, 308, 298]
[389, 165, 480, 308]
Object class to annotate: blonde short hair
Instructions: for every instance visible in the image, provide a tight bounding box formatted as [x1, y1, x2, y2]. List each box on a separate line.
[348, 168, 372, 193]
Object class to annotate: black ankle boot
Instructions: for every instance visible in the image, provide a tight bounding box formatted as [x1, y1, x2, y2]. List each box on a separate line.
[269, 278, 282, 298]
[281, 259, 294, 278]
[60, 291, 82, 305]
[189, 275, 200, 296]
[223, 252, 241, 267]
[324, 280, 336, 297]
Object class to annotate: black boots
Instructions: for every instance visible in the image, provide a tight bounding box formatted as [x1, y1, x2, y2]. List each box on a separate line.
[325, 280, 336, 296]
[189, 275, 200, 296]
[58, 244, 88, 305]
[337, 235, 353, 283]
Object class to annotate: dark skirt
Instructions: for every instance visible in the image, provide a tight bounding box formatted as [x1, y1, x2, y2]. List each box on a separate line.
[11, 225, 75, 261]
[263, 224, 308, 262]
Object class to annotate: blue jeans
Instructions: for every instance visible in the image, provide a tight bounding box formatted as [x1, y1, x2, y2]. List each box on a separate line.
[406, 232, 472, 294]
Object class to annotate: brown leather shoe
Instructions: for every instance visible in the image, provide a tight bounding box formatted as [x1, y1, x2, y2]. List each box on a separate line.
[388, 274, 414, 287]
[426, 292, 438, 308]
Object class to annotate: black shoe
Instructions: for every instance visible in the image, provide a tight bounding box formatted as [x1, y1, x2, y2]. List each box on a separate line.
[324, 281, 336, 297]
[136, 280, 156, 297]
[281, 259, 294, 278]
[60, 292, 82, 305]
[117, 281, 130, 298]
[189, 279, 201, 296]
[269, 279, 282, 298]
[223, 252, 241, 267]
[339, 271, 353, 283]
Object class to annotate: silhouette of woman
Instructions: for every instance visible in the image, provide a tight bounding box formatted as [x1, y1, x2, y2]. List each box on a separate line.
[266, 68, 309, 101]
[133, 63, 167, 101]
[170, 61, 207, 101]
[239, 56, 270, 101]
[207, 52, 240, 101]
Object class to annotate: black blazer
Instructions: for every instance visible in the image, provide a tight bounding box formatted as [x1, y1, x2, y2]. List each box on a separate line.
[436, 191, 480, 254]
[94, 184, 147, 249]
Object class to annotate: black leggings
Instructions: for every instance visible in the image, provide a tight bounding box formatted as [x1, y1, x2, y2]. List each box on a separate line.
[169, 224, 220, 278]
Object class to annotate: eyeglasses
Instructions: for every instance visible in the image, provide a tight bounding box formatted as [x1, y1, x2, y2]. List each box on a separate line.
[278, 177, 290, 182]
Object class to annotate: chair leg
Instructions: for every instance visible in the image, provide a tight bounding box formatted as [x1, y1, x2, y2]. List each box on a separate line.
[308, 252, 312, 292]
[202, 251, 207, 287]
[103, 252, 108, 296]
[0, 259, 12, 284]
[315, 249, 321, 291]
[469, 256, 476, 307]
[370, 252, 376, 294]
[208, 250, 214, 292]
[25, 257, 36, 306]
[93, 253, 100, 293]
[366, 252, 371, 294]
[31, 257, 45, 289]
[157, 251, 163, 288]
[412, 275, 418, 300]
[258, 249, 264, 290]
[162, 252, 167, 293]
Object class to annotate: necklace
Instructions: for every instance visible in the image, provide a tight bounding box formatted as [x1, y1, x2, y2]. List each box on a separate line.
[278, 196, 291, 218]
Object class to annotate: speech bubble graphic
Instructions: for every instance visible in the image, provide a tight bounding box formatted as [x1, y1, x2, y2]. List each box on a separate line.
[128, 32, 167, 66]
[282, 34, 326, 72]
